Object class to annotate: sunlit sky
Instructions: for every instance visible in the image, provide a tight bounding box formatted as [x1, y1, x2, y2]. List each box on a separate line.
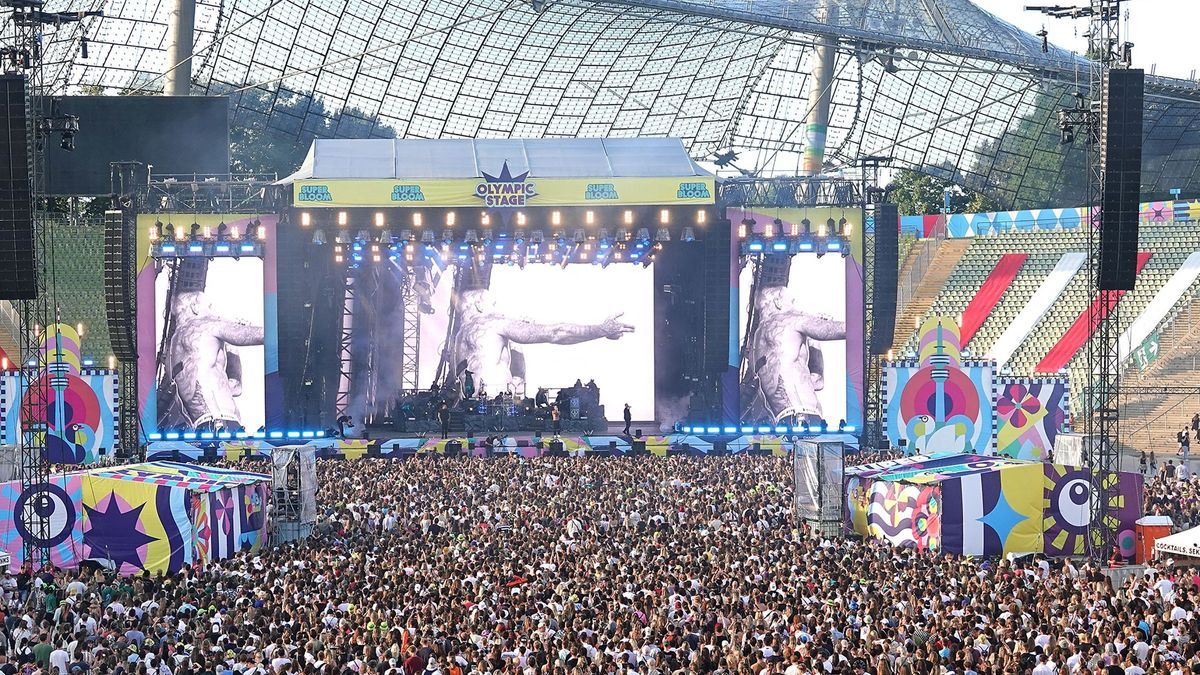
[974, 0, 1197, 80]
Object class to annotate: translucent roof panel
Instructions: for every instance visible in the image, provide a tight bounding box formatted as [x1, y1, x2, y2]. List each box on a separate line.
[8, 0, 1200, 208]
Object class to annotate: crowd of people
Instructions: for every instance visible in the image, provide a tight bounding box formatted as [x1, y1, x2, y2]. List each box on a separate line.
[5, 455, 1200, 675]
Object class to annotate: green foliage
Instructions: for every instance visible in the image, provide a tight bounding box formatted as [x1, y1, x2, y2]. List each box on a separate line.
[227, 89, 398, 177]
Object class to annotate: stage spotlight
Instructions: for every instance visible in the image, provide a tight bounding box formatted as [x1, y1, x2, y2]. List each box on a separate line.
[483, 230, 494, 246]
[597, 229, 611, 246]
[840, 241, 851, 258]
[216, 221, 228, 241]
[815, 240, 827, 258]
[659, 209, 670, 224]
[442, 229, 453, 245]
[412, 213, 423, 227]
[300, 212, 311, 227]
[573, 229, 586, 244]
[154, 220, 166, 241]
[801, 218, 812, 234]
[530, 230, 545, 245]
[585, 210, 595, 225]
[356, 229, 370, 243]
[378, 229, 393, 244]
[838, 419, 846, 432]
[514, 230, 526, 245]
[465, 230, 479, 244]
[616, 228, 631, 242]
[682, 227, 696, 243]
[655, 227, 670, 242]
[823, 218, 835, 236]
[255, 219, 266, 240]
[636, 228, 650, 244]
[623, 210, 634, 225]
[421, 230, 435, 244]
[398, 229, 412, 244]
[696, 209, 707, 224]
[337, 211, 348, 226]
[312, 229, 326, 246]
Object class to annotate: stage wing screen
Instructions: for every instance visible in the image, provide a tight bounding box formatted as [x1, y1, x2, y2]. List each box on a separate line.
[153, 258, 266, 433]
[738, 254, 849, 426]
[419, 264, 655, 420]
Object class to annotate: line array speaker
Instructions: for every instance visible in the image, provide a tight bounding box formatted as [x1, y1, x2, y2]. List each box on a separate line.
[871, 203, 899, 355]
[0, 74, 34, 300]
[103, 209, 137, 360]
[703, 219, 732, 374]
[1099, 68, 1144, 291]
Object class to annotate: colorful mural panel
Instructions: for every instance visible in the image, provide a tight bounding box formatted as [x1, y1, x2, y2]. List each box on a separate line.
[844, 478, 941, 551]
[1, 324, 119, 464]
[1042, 464, 1143, 558]
[995, 378, 1069, 460]
[884, 317, 994, 455]
[0, 462, 268, 574]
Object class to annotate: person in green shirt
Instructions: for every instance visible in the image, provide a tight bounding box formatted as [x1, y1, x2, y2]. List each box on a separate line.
[30, 637, 51, 668]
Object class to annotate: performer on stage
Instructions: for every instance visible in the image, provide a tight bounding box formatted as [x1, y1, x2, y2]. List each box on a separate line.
[436, 401, 450, 439]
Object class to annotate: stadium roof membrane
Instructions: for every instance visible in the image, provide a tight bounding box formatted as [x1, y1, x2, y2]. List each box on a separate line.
[20, 0, 1200, 207]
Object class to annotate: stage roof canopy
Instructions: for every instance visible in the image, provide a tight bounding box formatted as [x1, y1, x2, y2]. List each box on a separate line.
[282, 138, 713, 183]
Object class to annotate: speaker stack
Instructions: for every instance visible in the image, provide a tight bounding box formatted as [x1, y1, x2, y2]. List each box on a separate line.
[1098, 69, 1144, 291]
[0, 74, 34, 301]
[871, 203, 899, 355]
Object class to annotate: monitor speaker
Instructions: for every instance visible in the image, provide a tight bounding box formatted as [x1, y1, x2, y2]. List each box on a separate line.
[871, 203, 899, 354]
[0, 74, 33, 301]
[1099, 68, 1144, 291]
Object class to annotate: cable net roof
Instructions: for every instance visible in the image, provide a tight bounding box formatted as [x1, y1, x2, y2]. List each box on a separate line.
[12, 0, 1200, 208]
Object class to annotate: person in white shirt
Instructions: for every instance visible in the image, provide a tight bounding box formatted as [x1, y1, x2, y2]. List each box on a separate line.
[1032, 654, 1057, 675]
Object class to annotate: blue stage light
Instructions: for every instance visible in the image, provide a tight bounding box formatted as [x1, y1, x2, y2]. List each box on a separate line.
[748, 242, 764, 252]
[188, 244, 203, 253]
[216, 244, 230, 253]
[183, 432, 197, 439]
[269, 431, 283, 439]
[200, 432, 214, 440]
[705, 426, 719, 434]
[316, 430, 326, 437]
[217, 432, 232, 439]
[165, 432, 180, 440]
[774, 426, 787, 433]
[843, 425, 857, 433]
[757, 426, 770, 433]
[827, 241, 842, 251]
[148, 433, 163, 440]
[286, 431, 301, 438]
[740, 426, 753, 433]
[82, 358, 93, 366]
[161, 244, 176, 254]
[723, 426, 737, 434]
[253, 431, 266, 439]
[301, 431, 315, 438]
[791, 426, 804, 433]
[772, 242, 787, 251]
[798, 242, 813, 251]
[235, 432, 248, 439]
[681, 426, 691, 433]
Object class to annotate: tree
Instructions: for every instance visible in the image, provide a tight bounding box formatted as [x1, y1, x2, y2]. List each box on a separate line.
[888, 170, 946, 216]
[224, 88, 398, 176]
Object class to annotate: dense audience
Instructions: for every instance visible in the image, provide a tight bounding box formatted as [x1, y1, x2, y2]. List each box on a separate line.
[5, 455, 1200, 675]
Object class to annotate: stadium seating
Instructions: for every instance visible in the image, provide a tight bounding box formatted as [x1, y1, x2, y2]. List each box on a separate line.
[898, 224, 1200, 429]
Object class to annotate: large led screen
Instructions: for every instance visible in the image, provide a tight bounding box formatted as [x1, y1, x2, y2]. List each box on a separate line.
[738, 253, 850, 426]
[153, 258, 266, 433]
[417, 263, 655, 420]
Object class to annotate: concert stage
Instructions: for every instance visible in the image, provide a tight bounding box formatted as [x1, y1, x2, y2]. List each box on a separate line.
[145, 431, 861, 462]
[135, 137, 865, 453]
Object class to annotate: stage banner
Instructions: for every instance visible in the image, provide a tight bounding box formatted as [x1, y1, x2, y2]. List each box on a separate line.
[293, 176, 716, 207]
